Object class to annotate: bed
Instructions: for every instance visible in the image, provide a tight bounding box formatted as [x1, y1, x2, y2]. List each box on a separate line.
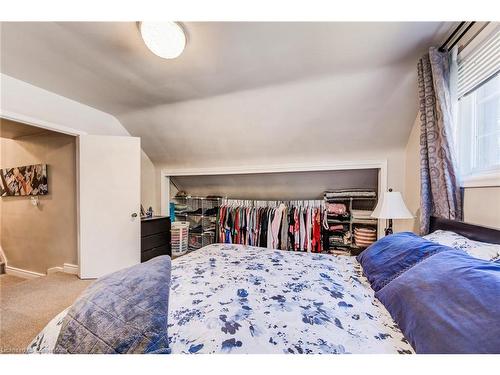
[27, 216, 500, 354]
[28, 243, 413, 354]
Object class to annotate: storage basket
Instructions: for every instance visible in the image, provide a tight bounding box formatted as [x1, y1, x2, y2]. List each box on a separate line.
[202, 232, 216, 247]
[353, 226, 377, 248]
[171, 221, 189, 257]
[188, 233, 202, 252]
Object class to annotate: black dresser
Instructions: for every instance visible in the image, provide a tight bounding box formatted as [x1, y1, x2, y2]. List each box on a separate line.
[141, 216, 171, 262]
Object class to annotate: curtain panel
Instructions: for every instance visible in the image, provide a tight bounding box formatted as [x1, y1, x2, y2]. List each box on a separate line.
[417, 47, 463, 234]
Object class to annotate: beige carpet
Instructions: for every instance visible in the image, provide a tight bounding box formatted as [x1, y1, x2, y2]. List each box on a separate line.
[0, 275, 25, 288]
[0, 272, 93, 354]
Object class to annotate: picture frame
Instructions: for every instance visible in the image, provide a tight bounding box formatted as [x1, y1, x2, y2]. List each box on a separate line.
[0, 164, 48, 196]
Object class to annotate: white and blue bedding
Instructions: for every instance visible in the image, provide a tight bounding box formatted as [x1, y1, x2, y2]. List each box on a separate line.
[29, 256, 172, 354]
[167, 244, 413, 354]
[29, 243, 413, 354]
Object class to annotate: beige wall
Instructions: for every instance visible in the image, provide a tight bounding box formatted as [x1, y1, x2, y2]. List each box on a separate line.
[403, 115, 500, 232]
[464, 187, 500, 229]
[399, 116, 421, 233]
[0, 132, 77, 274]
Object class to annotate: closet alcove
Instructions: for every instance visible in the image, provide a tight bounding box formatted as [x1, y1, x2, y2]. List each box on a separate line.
[160, 164, 387, 243]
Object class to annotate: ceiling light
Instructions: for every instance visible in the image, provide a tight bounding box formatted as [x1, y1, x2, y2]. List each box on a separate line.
[139, 22, 186, 59]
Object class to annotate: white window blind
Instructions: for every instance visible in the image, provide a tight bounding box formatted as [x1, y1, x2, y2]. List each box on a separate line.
[457, 30, 499, 99]
[455, 26, 500, 186]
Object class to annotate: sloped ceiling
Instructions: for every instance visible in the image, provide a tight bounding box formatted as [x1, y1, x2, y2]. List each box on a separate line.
[0, 22, 453, 169]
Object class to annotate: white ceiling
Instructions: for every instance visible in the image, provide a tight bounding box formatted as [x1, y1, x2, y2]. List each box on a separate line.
[0, 22, 453, 168]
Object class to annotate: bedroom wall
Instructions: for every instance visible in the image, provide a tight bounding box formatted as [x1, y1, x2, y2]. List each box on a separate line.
[404, 116, 500, 231]
[1, 74, 159, 216]
[401, 116, 421, 233]
[0, 132, 77, 274]
[463, 187, 500, 229]
[171, 169, 380, 200]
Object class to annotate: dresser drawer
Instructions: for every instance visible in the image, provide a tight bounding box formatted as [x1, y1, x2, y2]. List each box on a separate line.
[141, 232, 169, 250]
[141, 217, 170, 237]
[141, 217, 171, 263]
[141, 245, 170, 262]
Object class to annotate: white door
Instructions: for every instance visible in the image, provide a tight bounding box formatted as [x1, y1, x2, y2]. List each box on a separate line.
[78, 135, 141, 279]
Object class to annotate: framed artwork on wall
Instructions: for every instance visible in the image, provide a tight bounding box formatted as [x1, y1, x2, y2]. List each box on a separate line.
[0, 164, 48, 196]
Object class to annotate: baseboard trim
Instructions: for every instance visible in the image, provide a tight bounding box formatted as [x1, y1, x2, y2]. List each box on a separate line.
[47, 266, 64, 275]
[63, 263, 79, 275]
[5, 265, 44, 279]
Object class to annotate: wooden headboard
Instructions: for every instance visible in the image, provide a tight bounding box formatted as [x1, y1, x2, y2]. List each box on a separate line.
[429, 216, 500, 245]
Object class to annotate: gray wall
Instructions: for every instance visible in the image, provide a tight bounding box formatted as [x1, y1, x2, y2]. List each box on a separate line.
[172, 169, 378, 200]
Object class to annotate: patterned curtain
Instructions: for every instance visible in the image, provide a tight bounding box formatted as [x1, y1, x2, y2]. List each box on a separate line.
[417, 47, 462, 234]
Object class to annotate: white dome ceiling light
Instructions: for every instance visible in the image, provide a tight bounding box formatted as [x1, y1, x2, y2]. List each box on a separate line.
[139, 22, 186, 59]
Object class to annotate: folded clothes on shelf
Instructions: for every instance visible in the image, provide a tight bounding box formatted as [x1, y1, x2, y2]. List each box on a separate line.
[329, 230, 351, 245]
[351, 209, 374, 219]
[185, 208, 203, 215]
[324, 189, 377, 199]
[329, 235, 344, 243]
[326, 203, 347, 215]
[327, 213, 350, 221]
[329, 224, 346, 231]
[204, 207, 218, 216]
[190, 225, 203, 233]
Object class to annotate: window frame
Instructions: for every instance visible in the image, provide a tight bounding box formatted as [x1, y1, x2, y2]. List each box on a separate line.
[455, 24, 500, 188]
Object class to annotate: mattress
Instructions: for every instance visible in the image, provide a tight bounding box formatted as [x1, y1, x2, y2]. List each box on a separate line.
[28, 244, 414, 354]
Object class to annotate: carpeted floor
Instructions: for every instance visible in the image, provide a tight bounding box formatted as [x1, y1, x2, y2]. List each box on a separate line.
[0, 275, 25, 288]
[0, 272, 93, 354]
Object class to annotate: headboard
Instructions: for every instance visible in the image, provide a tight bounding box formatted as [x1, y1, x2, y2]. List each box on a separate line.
[429, 216, 500, 245]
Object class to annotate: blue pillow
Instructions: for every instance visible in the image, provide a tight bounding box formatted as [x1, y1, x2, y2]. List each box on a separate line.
[376, 251, 500, 353]
[54, 255, 172, 354]
[357, 232, 455, 291]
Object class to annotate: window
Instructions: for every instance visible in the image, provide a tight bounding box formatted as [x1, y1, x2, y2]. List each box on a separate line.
[456, 27, 500, 186]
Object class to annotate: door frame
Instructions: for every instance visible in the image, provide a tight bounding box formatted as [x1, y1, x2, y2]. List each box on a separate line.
[2, 112, 86, 276]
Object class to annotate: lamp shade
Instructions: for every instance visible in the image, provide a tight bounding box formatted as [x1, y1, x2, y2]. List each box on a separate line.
[371, 191, 413, 219]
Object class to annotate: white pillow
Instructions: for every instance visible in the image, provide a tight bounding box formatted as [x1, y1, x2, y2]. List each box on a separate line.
[424, 230, 500, 262]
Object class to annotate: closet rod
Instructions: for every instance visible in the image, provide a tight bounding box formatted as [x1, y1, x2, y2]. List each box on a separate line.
[222, 198, 324, 203]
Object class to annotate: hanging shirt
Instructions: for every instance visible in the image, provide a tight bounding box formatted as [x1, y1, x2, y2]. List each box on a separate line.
[280, 207, 288, 250]
[294, 208, 300, 251]
[269, 203, 286, 249]
[312, 208, 322, 253]
[299, 206, 306, 251]
[288, 207, 295, 251]
[260, 208, 268, 247]
[267, 208, 274, 249]
[306, 207, 312, 252]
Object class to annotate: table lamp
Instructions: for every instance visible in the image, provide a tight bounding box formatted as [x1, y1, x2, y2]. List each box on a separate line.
[371, 188, 413, 236]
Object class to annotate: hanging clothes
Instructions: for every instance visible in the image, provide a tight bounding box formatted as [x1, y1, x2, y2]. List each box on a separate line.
[311, 208, 322, 253]
[306, 207, 312, 252]
[270, 203, 286, 249]
[280, 206, 288, 250]
[216, 199, 326, 252]
[299, 207, 306, 251]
